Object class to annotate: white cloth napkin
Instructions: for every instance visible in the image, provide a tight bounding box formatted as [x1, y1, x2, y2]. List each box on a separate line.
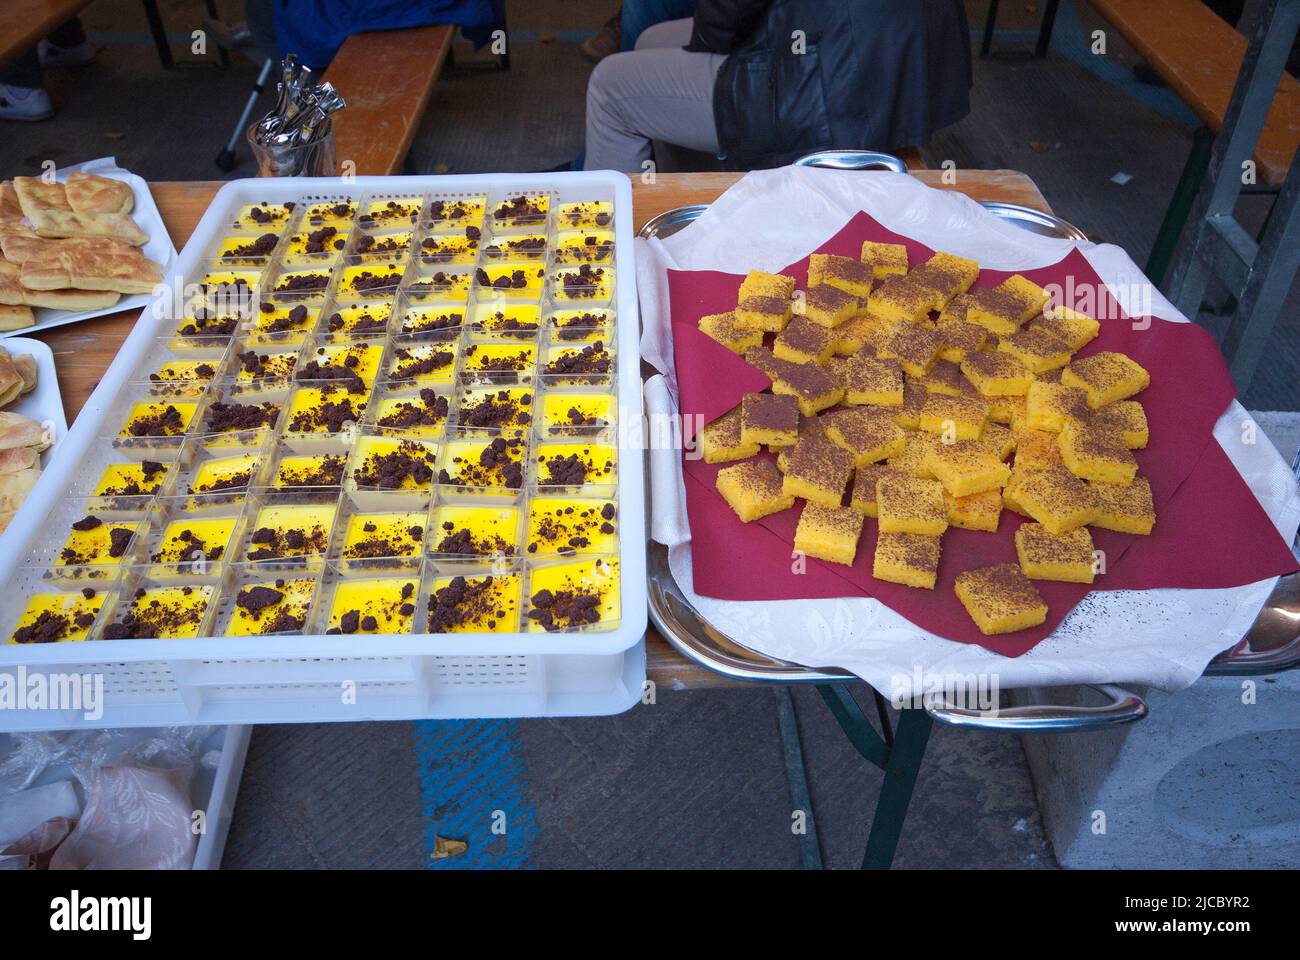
[637, 167, 1300, 694]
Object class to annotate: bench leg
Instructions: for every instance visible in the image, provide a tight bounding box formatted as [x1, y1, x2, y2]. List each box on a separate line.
[141, 0, 174, 69]
[1146, 126, 1213, 289]
[1035, 0, 1062, 58]
[980, 0, 1000, 58]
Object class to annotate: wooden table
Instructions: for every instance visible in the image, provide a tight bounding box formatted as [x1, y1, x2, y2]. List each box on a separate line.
[30, 170, 1051, 690]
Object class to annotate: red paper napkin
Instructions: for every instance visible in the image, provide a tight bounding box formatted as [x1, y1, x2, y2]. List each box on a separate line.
[670, 212, 1299, 657]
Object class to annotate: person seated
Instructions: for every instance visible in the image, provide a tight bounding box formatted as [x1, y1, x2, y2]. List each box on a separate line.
[0, 18, 96, 122]
[583, 0, 971, 172]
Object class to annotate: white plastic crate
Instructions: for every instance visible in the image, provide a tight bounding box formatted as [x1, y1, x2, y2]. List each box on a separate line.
[0, 173, 646, 729]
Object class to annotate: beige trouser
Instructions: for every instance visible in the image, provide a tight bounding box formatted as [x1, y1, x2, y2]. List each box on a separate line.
[583, 18, 726, 173]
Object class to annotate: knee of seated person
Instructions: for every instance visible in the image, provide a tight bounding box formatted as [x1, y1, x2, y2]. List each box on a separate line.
[586, 54, 621, 108]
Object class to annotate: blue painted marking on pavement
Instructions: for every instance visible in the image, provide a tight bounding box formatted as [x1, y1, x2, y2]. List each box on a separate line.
[413, 719, 539, 869]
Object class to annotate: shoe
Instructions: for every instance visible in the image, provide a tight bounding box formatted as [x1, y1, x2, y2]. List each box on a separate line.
[579, 13, 622, 63]
[38, 38, 96, 68]
[0, 85, 55, 121]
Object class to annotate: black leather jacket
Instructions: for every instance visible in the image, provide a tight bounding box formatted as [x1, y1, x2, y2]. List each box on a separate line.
[689, 0, 972, 170]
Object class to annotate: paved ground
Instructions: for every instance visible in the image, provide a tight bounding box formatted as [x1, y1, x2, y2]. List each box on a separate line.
[2, 0, 1295, 869]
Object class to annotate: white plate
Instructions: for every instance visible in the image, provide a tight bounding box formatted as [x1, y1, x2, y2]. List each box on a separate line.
[0, 156, 177, 339]
[0, 337, 66, 549]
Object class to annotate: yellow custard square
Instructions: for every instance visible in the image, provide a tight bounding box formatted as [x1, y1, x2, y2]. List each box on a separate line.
[1090, 400, 1148, 449]
[557, 200, 613, 229]
[534, 441, 617, 489]
[833, 313, 884, 356]
[548, 308, 612, 343]
[954, 564, 1047, 635]
[999, 326, 1073, 374]
[409, 269, 472, 303]
[284, 385, 370, 435]
[543, 342, 614, 384]
[468, 303, 540, 338]
[484, 232, 548, 262]
[741, 393, 800, 447]
[231, 346, 299, 384]
[844, 355, 904, 407]
[150, 516, 240, 566]
[102, 585, 216, 639]
[323, 302, 392, 340]
[878, 322, 942, 377]
[231, 202, 294, 231]
[120, 402, 197, 438]
[550, 264, 613, 304]
[1090, 476, 1156, 534]
[794, 503, 865, 566]
[457, 386, 535, 435]
[924, 440, 1011, 497]
[699, 310, 762, 354]
[246, 302, 318, 342]
[399, 304, 465, 337]
[1058, 421, 1139, 484]
[301, 200, 357, 224]
[1014, 466, 1100, 534]
[700, 407, 760, 463]
[1015, 523, 1096, 583]
[917, 392, 989, 440]
[823, 408, 907, 467]
[717, 458, 796, 522]
[808, 253, 875, 297]
[245, 504, 336, 560]
[526, 556, 619, 632]
[966, 275, 1050, 335]
[480, 262, 547, 300]
[774, 316, 836, 363]
[341, 511, 427, 560]
[1025, 379, 1090, 434]
[304, 341, 383, 384]
[429, 575, 522, 633]
[360, 198, 422, 227]
[336, 261, 404, 299]
[860, 241, 910, 278]
[426, 195, 486, 230]
[226, 577, 316, 635]
[802, 284, 857, 328]
[735, 295, 792, 333]
[461, 341, 537, 378]
[431, 504, 522, 556]
[874, 532, 942, 589]
[437, 436, 524, 491]
[888, 430, 940, 479]
[353, 230, 415, 262]
[868, 275, 937, 327]
[491, 193, 549, 228]
[877, 474, 948, 536]
[526, 497, 617, 555]
[326, 577, 418, 634]
[351, 436, 441, 491]
[944, 489, 1003, 532]
[372, 390, 451, 438]
[960, 351, 1033, 398]
[1015, 428, 1065, 470]
[9, 592, 107, 644]
[274, 453, 347, 488]
[1061, 351, 1150, 408]
[1033, 306, 1100, 351]
[541, 391, 613, 437]
[418, 232, 480, 266]
[849, 464, 902, 516]
[175, 308, 242, 340]
[281, 224, 350, 263]
[552, 231, 612, 265]
[94, 461, 169, 498]
[739, 270, 796, 301]
[782, 435, 856, 508]
[149, 359, 218, 388]
[387, 341, 458, 386]
[269, 266, 332, 298]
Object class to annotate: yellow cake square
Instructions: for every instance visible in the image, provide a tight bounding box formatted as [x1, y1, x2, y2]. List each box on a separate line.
[973, 421, 1017, 461]
[739, 270, 796, 301]
[1024, 380, 1090, 433]
[844, 355, 904, 406]
[735, 295, 792, 333]
[1014, 428, 1065, 470]
[700, 407, 761, 464]
[878, 321, 942, 377]
[877, 474, 948, 536]
[1014, 466, 1100, 534]
[998, 326, 1073, 374]
[1060, 351, 1150, 408]
[1090, 476, 1156, 534]
[1033, 305, 1100, 351]
[954, 563, 1048, 634]
[859, 241, 909, 278]
[782, 435, 856, 507]
[894, 381, 929, 430]
[909, 251, 979, 308]
[849, 464, 902, 516]
[868, 275, 935, 327]
[808, 253, 875, 297]
[966, 275, 1050, 335]
[960, 351, 1033, 398]
[699, 310, 764, 354]
[774, 316, 836, 364]
[873, 532, 942, 589]
[924, 440, 1011, 497]
[1015, 523, 1096, 583]
[756, 352, 845, 415]
[793, 503, 865, 566]
[888, 430, 940, 479]
[832, 313, 883, 356]
[1058, 421, 1138, 484]
[917, 392, 990, 441]
[944, 489, 1003, 532]
[822, 407, 907, 467]
[917, 358, 977, 398]
[1089, 399, 1149, 448]
[717, 458, 796, 522]
[801, 284, 857, 328]
[988, 393, 1027, 427]
[741, 393, 800, 447]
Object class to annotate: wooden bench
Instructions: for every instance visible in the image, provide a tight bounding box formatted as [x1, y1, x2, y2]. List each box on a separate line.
[321, 24, 455, 176]
[1092, 0, 1300, 188]
[0, 0, 93, 71]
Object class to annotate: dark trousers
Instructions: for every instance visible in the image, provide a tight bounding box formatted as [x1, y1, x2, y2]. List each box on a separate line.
[0, 17, 87, 88]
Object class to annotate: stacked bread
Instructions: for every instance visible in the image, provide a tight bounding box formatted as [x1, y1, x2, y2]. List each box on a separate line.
[0, 344, 47, 533]
[0, 173, 163, 330]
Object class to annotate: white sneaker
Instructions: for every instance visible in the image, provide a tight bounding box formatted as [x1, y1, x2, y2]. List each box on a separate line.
[0, 85, 55, 121]
[38, 38, 96, 68]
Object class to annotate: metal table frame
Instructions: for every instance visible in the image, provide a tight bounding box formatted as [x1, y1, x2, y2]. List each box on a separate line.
[638, 152, 1300, 868]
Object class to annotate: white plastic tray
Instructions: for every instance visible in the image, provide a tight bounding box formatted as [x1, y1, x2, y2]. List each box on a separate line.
[0, 157, 177, 339]
[0, 173, 647, 728]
